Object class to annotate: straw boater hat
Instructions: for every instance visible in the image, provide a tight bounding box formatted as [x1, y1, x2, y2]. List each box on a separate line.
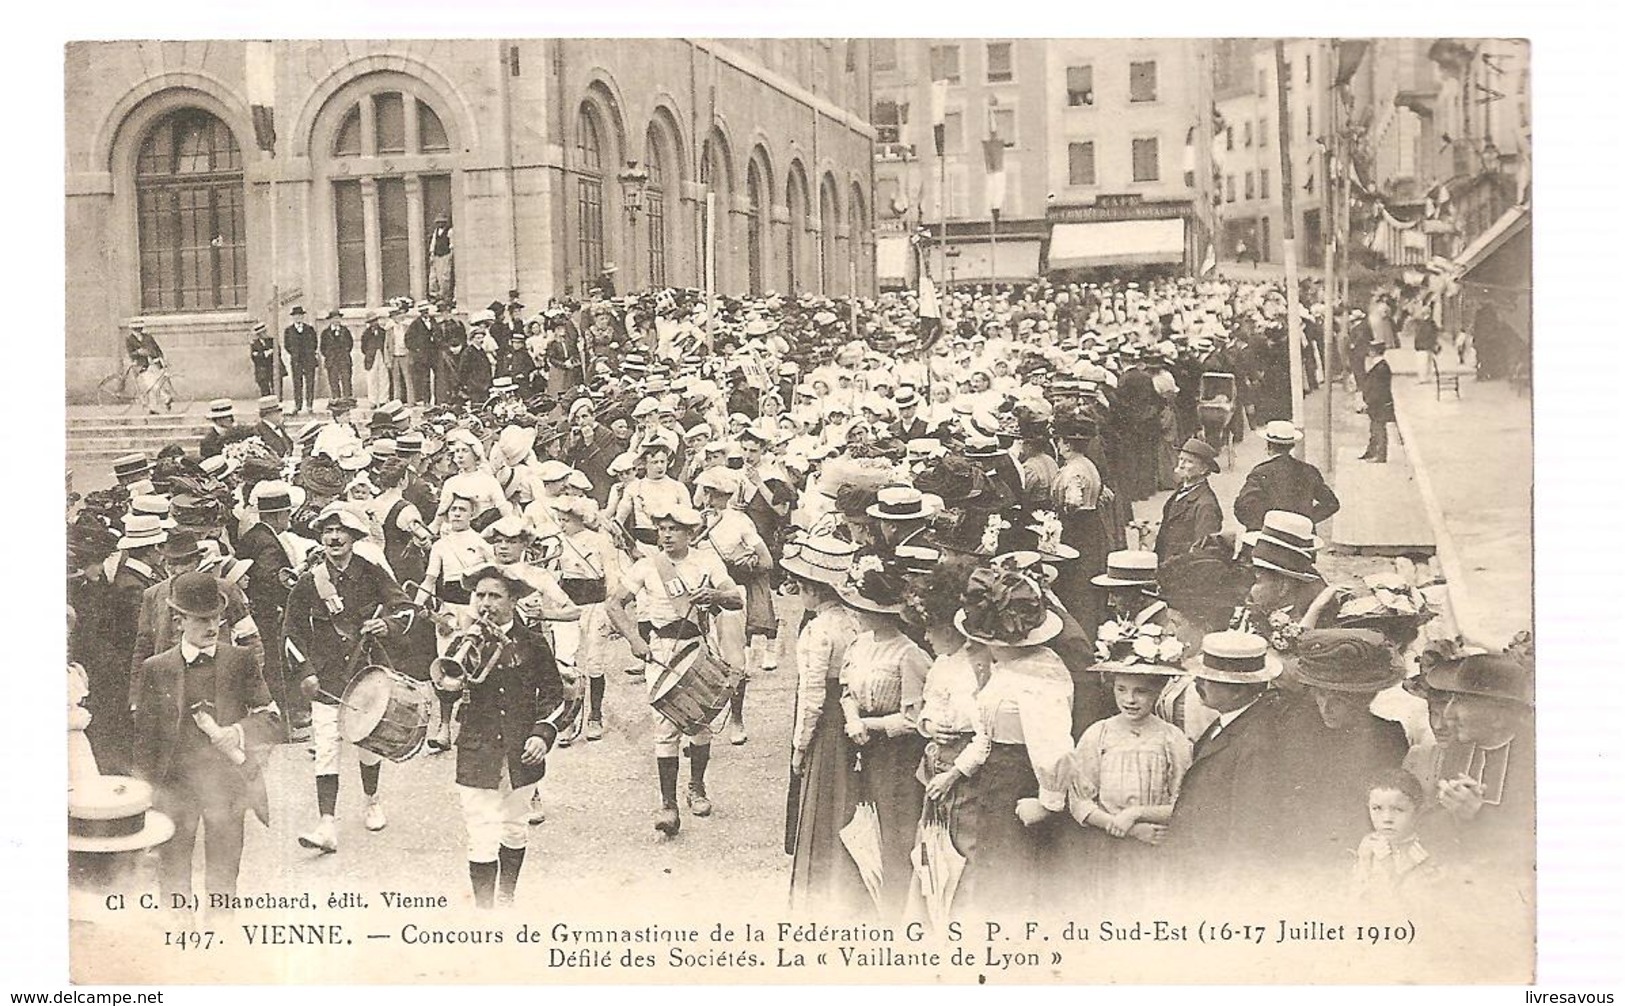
[1258, 420, 1303, 446]
[249, 480, 304, 514]
[68, 776, 174, 854]
[866, 485, 938, 522]
[1091, 549, 1159, 588]
[129, 494, 177, 529]
[1290, 629, 1402, 693]
[1187, 630, 1283, 684]
[1249, 535, 1320, 581]
[112, 453, 153, 484]
[781, 534, 859, 586]
[206, 399, 234, 423]
[1254, 509, 1323, 552]
[953, 565, 1064, 647]
[116, 514, 168, 551]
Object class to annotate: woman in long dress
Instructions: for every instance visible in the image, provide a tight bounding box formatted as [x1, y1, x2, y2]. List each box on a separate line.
[830, 555, 929, 921]
[785, 536, 865, 915]
[948, 566, 1075, 917]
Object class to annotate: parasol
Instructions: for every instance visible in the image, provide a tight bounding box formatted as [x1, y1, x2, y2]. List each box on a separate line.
[910, 802, 966, 933]
[838, 751, 886, 912]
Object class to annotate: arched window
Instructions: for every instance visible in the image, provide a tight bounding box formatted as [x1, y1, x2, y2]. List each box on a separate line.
[645, 128, 668, 288]
[851, 181, 871, 296]
[323, 85, 454, 307]
[699, 135, 731, 293]
[136, 109, 247, 312]
[819, 174, 840, 294]
[576, 104, 606, 284]
[746, 161, 766, 296]
[785, 164, 808, 296]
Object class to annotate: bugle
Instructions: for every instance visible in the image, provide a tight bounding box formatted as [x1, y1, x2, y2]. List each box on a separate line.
[428, 614, 515, 692]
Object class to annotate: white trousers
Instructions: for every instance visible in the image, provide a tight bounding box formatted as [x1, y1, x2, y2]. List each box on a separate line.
[311, 700, 383, 778]
[456, 762, 535, 862]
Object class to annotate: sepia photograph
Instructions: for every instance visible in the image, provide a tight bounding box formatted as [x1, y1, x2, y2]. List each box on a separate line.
[40, 20, 1591, 991]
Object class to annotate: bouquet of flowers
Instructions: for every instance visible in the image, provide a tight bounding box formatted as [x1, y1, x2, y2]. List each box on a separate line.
[1266, 607, 1304, 652]
[981, 514, 1012, 555]
[1030, 510, 1064, 556]
[1094, 617, 1185, 668]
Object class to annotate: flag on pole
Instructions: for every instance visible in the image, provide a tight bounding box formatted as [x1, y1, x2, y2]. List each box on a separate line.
[983, 98, 1006, 212]
[1200, 243, 1217, 276]
[245, 41, 277, 154]
[917, 270, 943, 351]
[1335, 40, 1370, 86]
[929, 80, 948, 157]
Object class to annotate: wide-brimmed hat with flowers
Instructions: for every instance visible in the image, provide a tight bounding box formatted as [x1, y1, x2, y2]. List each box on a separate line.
[953, 565, 1063, 647]
[835, 553, 908, 613]
[1091, 616, 1187, 674]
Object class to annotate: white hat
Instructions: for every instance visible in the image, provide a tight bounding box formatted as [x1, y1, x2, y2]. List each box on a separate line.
[1091, 550, 1159, 588]
[1187, 630, 1283, 684]
[650, 504, 705, 528]
[128, 495, 177, 529]
[695, 467, 742, 496]
[116, 514, 169, 551]
[536, 459, 574, 483]
[1259, 420, 1303, 445]
[781, 534, 859, 585]
[206, 399, 234, 421]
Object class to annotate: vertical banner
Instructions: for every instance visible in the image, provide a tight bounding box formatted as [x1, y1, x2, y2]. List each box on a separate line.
[704, 191, 717, 354]
[982, 137, 1006, 214]
[917, 271, 942, 351]
[929, 80, 948, 157]
[245, 41, 277, 154]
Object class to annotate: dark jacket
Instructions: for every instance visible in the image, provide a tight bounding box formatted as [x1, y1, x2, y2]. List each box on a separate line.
[1275, 694, 1408, 869]
[1154, 479, 1223, 563]
[131, 642, 281, 825]
[361, 323, 389, 370]
[236, 522, 294, 624]
[567, 424, 620, 506]
[285, 323, 318, 366]
[1164, 689, 1292, 877]
[1233, 452, 1340, 530]
[319, 323, 354, 362]
[454, 618, 567, 790]
[254, 420, 294, 457]
[131, 575, 260, 709]
[442, 345, 493, 405]
[281, 554, 406, 701]
[404, 317, 435, 358]
[199, 424, 233, 460]
[1363, 358, 1395, 423]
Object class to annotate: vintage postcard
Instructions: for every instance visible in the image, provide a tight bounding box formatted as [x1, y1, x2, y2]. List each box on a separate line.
[60, 35, 1539, 986]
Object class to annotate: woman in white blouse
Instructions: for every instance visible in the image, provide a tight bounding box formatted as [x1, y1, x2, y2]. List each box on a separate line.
[832, 555, 930, 922]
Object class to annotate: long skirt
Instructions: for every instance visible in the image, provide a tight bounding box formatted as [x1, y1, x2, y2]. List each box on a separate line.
[1049, 816, 1167, 911]
[949, 743, 1063, 919]
[789, 693, 923, 923]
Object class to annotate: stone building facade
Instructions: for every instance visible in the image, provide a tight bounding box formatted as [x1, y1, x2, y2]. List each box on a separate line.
[65, 39, 877, 399]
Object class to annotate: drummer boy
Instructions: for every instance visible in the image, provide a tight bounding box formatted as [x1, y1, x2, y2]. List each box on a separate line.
[605, 505, 743, 837]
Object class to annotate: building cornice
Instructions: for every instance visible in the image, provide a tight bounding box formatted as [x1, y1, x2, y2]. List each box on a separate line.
[689, 39, 876, 141]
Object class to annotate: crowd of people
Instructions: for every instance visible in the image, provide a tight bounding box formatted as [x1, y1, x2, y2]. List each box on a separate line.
[67, 273, 1533, 926]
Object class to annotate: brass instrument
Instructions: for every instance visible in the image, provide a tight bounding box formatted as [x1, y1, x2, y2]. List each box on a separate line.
[428, 613, 517, 693]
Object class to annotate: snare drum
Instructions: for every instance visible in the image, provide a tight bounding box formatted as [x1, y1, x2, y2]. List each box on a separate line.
[648, 636, 740, 736]
[337, 666, 435, 762]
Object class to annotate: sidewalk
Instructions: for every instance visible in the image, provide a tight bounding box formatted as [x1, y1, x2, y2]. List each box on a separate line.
[1387, 355, 1534, 646]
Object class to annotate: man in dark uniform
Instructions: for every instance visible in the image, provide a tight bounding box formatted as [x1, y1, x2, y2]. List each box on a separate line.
[282, 505, 409, 853]
[285, 306, 319, 414]
[1154, 438, 1223, 563]
[131, 571, 282, 916]
[446, 564, 572, 908]
[1232, 421, 1340, 531]
[248, 322, 278, 397]
[319, 309, 354, 401]
[1359, 338, 1395, 463]
[253, 396, 294, 457]
[495, 330, 536, 396]
[404, 302, 436, 405]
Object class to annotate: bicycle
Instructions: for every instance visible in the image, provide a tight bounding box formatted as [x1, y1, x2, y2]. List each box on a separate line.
[95, 357, 189, 415]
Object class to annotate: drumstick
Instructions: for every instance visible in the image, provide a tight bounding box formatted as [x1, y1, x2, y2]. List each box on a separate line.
[316, 688, 372, 715]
